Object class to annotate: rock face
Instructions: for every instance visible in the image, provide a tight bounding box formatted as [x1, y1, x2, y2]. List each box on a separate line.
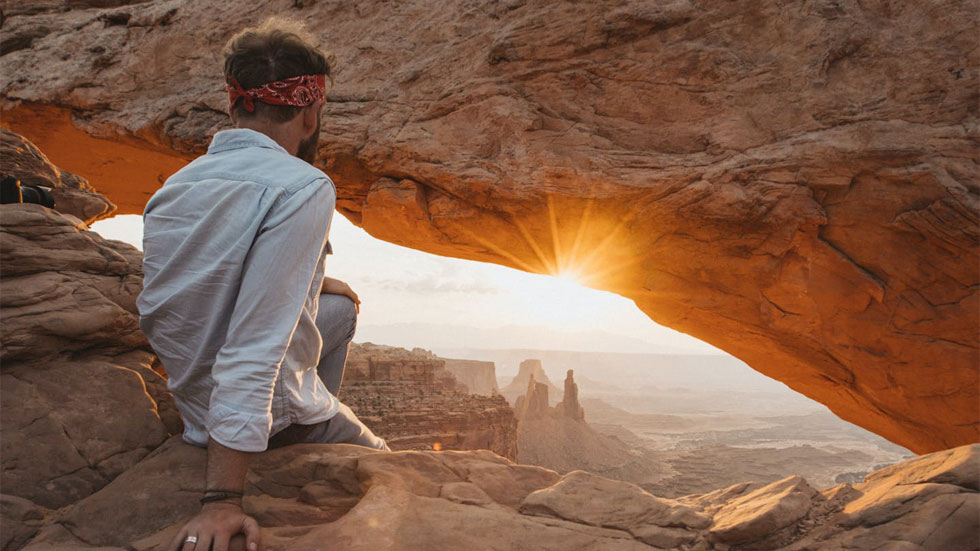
[1, 0, 977, 454]
[0, 203, 173, 512]
[0, 188, 178, 551]
[343, 343, 518, 460]
[442, 358, 501, 396]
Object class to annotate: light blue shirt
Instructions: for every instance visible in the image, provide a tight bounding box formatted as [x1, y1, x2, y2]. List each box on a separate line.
[138, 128, 339, 452]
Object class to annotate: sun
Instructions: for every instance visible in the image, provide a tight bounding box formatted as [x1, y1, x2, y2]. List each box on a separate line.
[554, 266, 587, 287]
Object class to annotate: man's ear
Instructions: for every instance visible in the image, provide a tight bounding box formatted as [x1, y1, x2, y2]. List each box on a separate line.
[302, 102, 319, 134]
[229, 108, 239, 127]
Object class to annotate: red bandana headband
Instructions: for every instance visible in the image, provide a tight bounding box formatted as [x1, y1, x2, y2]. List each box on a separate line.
[226, 74, 327, 112]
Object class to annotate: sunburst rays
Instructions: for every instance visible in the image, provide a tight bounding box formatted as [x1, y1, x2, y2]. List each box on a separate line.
[461, 190, 647, 290]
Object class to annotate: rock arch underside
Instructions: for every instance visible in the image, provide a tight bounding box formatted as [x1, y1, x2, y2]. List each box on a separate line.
[2, 0, 977, 455]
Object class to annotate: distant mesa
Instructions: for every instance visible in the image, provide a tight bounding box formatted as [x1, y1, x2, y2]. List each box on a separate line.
[442, 358, 501, 397]
[501, 359, 563, 405]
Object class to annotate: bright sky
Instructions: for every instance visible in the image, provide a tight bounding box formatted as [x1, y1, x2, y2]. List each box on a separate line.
[92, 214, 724, 355]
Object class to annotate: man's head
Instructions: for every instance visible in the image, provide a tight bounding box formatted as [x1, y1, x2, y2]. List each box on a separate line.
[222, 19, 332, 163]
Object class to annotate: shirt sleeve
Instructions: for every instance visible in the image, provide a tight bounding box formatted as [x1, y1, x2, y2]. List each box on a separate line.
[206, 178, 335, 452]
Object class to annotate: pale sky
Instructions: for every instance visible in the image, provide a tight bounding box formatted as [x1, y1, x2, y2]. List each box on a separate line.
[92, 214, 725, 355]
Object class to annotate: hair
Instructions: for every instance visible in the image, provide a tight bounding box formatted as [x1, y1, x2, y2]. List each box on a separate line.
[222, 18, 333, 123]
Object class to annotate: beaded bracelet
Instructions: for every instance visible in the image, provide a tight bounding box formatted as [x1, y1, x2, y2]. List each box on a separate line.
[200, 488, 244, 505]
[200, 493, 243, 505]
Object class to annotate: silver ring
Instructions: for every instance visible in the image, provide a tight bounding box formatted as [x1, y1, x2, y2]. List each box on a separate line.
[184, 536, 198, 545]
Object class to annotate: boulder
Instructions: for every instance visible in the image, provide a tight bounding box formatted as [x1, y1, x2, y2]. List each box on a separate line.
[709, 475, 819, 544]
[0, 206, 169, 510]
[520, 469, 710, 548]
[0, 206, 146, 362]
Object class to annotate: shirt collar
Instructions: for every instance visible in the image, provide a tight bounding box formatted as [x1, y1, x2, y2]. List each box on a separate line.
[207, 128, 290, 156]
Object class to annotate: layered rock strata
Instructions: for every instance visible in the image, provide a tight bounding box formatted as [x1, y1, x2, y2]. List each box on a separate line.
[343, 343, 518, 460]
[0, 143, 175, 514]
[443, 358, 501, 396]
[0, 204, 176, 551]
[1, 0, 977, 453]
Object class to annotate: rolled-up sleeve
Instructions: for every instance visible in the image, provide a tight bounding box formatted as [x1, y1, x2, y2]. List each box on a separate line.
[206, 179, 335, 452]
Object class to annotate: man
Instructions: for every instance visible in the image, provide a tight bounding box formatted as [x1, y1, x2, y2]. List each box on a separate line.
[137, 20, 388, 551]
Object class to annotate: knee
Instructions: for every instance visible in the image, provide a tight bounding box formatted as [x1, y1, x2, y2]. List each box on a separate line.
[342, 296, 357, 335]
[317, 293, 358, 335]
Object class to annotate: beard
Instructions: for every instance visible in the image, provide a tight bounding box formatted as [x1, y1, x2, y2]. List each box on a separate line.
[297, 110, 321, 165]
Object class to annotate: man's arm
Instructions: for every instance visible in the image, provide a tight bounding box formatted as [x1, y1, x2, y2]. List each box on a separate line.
[321, 276, 360, 313]
[169, 441, 259, 551]
[170, 179, 336, 551]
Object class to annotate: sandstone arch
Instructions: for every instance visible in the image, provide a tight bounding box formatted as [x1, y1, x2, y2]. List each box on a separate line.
[2, 0, 976, 453]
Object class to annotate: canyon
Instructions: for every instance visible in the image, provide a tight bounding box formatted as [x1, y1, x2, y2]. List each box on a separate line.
[342, 342, 517, 460]
[1, 0, 977, 453]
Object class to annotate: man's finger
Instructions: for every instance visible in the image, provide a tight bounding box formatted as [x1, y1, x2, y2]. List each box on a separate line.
[168, 528, 188, 551]
[210, 531, 229, 551]
[180, 535, 200, 551]
[242, 516, 262, 551]
[198, 533, 216, 551]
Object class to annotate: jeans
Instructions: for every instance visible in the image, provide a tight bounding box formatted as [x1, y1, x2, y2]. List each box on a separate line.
[268, 293, 390, 451]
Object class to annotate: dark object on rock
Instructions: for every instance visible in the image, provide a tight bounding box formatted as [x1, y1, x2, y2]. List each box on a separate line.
[0, 174, 55, 208]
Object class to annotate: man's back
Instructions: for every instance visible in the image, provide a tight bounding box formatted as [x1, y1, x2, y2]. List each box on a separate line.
[138, 127, 339, 451]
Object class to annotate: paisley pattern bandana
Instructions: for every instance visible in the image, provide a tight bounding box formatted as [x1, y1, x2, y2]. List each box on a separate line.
[226, 74, 327, 112]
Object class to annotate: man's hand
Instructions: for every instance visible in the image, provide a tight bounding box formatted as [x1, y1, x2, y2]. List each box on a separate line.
[170, 439, 261, 551]
[169, 502, 261, 551]
[321, 276, 361, 313]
